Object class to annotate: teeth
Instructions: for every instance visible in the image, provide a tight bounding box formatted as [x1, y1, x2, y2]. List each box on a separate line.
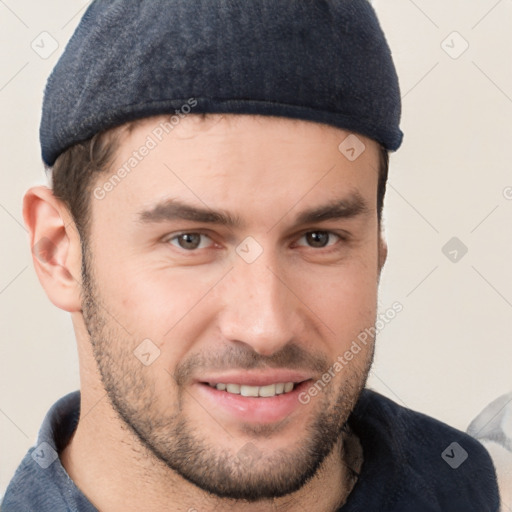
[226, 383, 241, 394]
[284, 382, 294, 393]
[258, 384, 276, 397]
[211, 382, 296, 397]
[241, 385, 259, 397]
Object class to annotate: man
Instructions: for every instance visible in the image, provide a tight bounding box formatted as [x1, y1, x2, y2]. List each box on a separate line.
[2, 1, 500, 511]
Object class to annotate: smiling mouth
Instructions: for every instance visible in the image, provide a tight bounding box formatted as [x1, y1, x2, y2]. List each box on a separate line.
[204, 382, 303, 398]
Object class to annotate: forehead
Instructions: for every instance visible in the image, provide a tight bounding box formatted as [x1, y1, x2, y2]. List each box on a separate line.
[91, 114, 380, 227]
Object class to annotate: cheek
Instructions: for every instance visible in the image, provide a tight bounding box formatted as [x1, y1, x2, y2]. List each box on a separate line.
[296, 257, 380, 343]
[102, 264, 220, 351]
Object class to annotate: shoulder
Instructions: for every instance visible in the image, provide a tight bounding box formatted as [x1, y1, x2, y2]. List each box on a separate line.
[1, 449, 70, 511]
[348, 389, 500, 512]
[1, 391, 96, 512]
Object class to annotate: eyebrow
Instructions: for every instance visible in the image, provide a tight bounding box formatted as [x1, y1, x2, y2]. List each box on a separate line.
[294, 193, 370, 226]
[138, 199, 243, 227]
[137, 193, 370, 229]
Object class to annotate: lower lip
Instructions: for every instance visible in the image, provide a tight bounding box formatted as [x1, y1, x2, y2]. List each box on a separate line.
[194, 381, 312, 424]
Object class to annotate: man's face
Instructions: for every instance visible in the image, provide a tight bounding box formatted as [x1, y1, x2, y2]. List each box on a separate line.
[81, 114, 384, 501]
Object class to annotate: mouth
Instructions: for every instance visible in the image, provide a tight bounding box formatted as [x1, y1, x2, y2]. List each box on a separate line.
[203, 381, 301, 398]
[193, 371, 315, 423]
[195, 378, 313, 424]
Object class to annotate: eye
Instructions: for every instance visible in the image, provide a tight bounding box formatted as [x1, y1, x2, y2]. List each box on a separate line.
[167, 232, 214, 251]
[296, 231, 341, 249]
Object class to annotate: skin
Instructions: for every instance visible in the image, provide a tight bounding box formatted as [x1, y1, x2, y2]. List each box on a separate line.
[24, 114, 387, 512]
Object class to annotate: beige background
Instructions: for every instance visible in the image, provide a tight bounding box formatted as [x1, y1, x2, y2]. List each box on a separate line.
[1, 0, 511, 503]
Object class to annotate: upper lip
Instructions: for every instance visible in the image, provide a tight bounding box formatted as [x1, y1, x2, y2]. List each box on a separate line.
[197, 371, 313, 387]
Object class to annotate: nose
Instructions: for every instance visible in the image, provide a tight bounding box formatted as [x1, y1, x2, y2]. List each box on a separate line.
[217, 253, 302, 356]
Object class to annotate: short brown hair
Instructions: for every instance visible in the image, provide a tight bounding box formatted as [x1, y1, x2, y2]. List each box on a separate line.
[49, 117, 389, 241]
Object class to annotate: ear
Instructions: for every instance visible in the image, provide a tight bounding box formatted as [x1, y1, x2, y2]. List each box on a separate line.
[23, 186, 83, 312]
[378, 234, 388, 273]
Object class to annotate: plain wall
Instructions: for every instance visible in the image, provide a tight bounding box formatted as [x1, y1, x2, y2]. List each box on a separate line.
[1, 0, 511, 501]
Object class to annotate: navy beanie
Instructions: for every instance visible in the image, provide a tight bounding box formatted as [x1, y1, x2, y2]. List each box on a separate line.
[40, 0, 403, 167]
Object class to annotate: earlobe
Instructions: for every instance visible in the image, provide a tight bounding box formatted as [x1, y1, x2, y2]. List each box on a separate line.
[23, 186, 83, 312]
